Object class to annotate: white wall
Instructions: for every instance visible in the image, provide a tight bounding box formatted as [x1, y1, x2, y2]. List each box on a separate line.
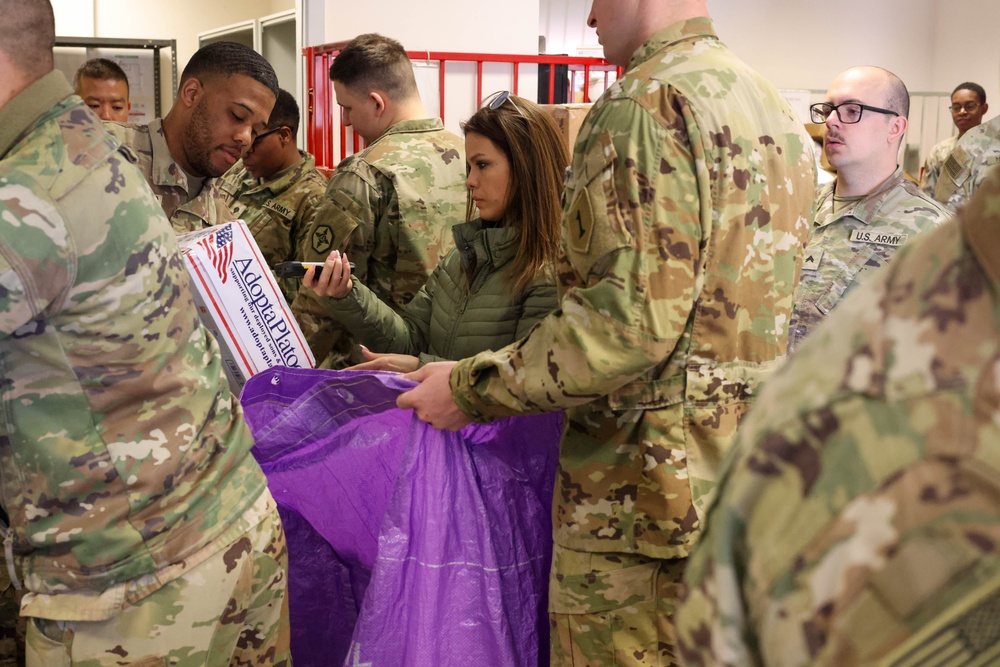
[319, 0, 538, 55]
[93, 0, 294, 78]
[930, 0, 1000, 108]
[541, 0, 999, 165]
[315, 0, 540, 141]
[53, 0, 294, 113]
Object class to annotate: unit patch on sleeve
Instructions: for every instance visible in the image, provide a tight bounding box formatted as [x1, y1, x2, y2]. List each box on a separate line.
[311, 224, 335, 254]
[568, 189, 595, 255]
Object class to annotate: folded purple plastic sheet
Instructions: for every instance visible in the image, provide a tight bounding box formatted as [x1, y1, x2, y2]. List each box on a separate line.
[240, 367, 562, 667]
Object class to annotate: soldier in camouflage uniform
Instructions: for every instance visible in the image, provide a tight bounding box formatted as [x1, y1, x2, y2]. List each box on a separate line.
[935, 113, 1000, 211]
[219, 89, 327, 302]
[676, 163, 1000, 667]
[395, 1, 816, 663]
[290, 33, 466, 368]
[104, 41, 278, 234]
[0, 3, 289, 664]
[919, 134, 955, 197]
[920, 82, 988, 199]
[790, 66, 950, 352]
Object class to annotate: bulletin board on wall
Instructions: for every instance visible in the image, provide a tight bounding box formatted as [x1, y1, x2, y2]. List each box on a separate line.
[54, 37, 177, 125]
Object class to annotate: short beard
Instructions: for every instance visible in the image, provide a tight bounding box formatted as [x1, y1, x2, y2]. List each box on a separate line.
[183, 98, 218, 177]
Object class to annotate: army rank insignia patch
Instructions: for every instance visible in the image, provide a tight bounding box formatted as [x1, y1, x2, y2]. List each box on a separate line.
[802, 249, 823, 270]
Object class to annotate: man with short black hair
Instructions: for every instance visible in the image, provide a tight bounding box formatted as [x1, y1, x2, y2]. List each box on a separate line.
[104, 41, 278, 233]
[219, 88, 328, 302]
[788, 65, 950, 351]
[291, 33, 466, 367]
[921, 81, 988, 198]
[73, 57, 130, 122]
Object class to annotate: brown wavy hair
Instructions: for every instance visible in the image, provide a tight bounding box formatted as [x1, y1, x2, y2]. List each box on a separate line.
[461, 93, 570, 295]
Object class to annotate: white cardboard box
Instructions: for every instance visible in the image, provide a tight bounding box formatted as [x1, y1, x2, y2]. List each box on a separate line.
[178, 220, 314, 393]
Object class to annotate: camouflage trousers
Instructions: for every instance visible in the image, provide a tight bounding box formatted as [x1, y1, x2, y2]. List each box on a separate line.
[549, 545, 687, 667]
[24, 498, 290, 667]
[0, 572, 26, 667]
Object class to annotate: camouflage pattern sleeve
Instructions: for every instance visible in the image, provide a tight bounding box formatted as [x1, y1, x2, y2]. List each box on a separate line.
[290, 123, 465, 367]
[918, 135, 955, 197]
[289, 165, 385, 365]
[934, 115, 1000, 210]
[677, 166, 1000, 665]
[0, 74, 266, 609]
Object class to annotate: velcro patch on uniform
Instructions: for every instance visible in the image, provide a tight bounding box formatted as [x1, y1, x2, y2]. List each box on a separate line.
[880, 576, 1000, 667]
[802, 249, 824, 270]
[264, 199, 294, 220]
[311, 224, 335, 254]
[568, 189, 595, 255]
[849, 229, 908, 246]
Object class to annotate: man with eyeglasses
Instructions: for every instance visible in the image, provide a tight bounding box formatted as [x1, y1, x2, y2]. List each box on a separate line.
[103, 41, 278, 233]
[290, 33, 465, 368]
[920, 82, 989, 198]
[786, 65, 949, 352]
[218, 89, 327, 303]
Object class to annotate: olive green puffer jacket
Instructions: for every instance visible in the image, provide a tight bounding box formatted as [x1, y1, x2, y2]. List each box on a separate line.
[324, 218, 557, 364]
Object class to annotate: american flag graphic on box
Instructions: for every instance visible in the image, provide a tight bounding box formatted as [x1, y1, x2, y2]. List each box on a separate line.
[197, 225, 234, 283]
[178, 220, 315, 393]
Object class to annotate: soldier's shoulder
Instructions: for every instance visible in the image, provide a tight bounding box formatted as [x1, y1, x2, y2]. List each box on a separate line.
[101, 120, 150, 146]
[888, 179, 953, 223]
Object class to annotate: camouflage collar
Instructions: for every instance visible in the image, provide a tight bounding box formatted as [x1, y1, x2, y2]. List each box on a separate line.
[961, 166, 1000, 285]
[146, 118, 204, 194]
[0, 70, 72, 160]
[816, 166, 905, 228]
[376, 118, 446, 142]
[245, 151, 316, 196]
[627, 16, 719, 71]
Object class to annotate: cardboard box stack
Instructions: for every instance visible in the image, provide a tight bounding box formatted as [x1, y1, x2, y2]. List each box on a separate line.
[540, 103, 592, 151]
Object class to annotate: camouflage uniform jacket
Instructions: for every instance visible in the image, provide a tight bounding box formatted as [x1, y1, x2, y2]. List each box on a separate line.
[291, 118, 466, 367]
[676, 163, 1000, 667]
[103, 118, 235, 233]
[919, 134, 955, 198]
[934, 114, 1000, 210]
[788, 167, 949, 351]
[322, 218, 557, 365]
[448, 18, 816, 559]
[0, 72, 266, 619]
[218, 151, 328, 302]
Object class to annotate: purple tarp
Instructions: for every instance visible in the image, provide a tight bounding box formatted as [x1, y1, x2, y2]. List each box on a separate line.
[240, 367, 562, 666]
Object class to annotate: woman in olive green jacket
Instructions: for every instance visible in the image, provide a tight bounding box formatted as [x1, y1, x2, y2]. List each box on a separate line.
[306, 92, 569, 371]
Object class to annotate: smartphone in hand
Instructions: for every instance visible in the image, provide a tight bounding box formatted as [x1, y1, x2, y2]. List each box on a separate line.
[274, 260, 355, 279]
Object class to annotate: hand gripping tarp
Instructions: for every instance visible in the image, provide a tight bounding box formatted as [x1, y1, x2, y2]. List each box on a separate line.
[240, 367, 562, 667]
